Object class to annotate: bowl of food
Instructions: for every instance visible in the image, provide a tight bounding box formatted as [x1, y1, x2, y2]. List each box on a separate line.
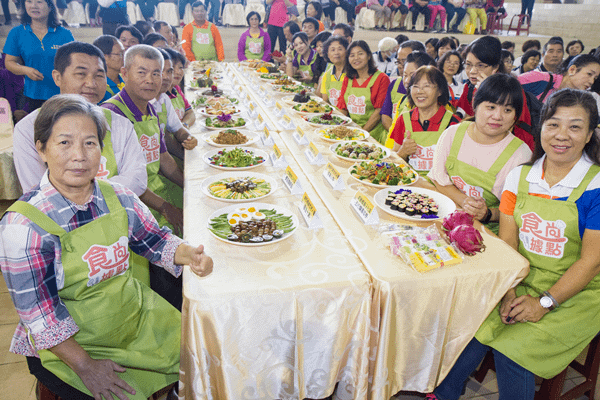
[348, 160, 419, 188]
[202, 129, 259, 147]
[317, 126, 370, 142]
[330, 141, 391, 162]
[303, 112, 352, 128]
[203, 114, 247, 130]
[203, 147, 268, 170]
[292, 99, 333, 115]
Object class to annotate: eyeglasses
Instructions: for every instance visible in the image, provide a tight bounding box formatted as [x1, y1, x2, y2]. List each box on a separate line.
[411, 84, 436, 92]
[395, 58, 407, 66]
[446, 61, 461, 66]
[108, 53, 124, 58]
[464, 62, 490, 71]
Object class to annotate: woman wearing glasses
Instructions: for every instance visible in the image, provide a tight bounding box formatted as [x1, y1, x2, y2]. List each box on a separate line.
[437, 50, 463, 109]
[455, 36, 535, 151]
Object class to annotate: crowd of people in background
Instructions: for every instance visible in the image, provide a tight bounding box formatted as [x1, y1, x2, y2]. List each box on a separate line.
[2, 0, 600, 399]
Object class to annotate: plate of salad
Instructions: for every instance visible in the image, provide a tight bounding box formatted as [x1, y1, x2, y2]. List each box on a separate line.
[303, 112, 352, 128]
[330, 141, 392, 162]
[203, 147, 268, 170]
[202, 129, 260, 147]
[203, 114, 247, 130]
[317, 126, 370, 142]
[292, 100, 333, 115]
[202, 172, 277, 202]
[192, 96, 238, 109]
[348, 160, 419, 188]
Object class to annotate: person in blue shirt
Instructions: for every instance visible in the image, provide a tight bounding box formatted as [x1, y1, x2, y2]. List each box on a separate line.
[3, 0, 74, 112]
[93, 35, 125, 102]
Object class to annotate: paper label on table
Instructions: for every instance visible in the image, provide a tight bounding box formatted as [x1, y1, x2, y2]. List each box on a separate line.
[293, 126, 309, 145]
[350, 191, 379, 225]
[304, 142, 326, 165]
[261, 127, 274, 146]
[246, 93, 252, 102]
[282, 166, 303, 195]
[298, 192, 323, 229]
[273, 102, 285, 118]
[247, 102, 258, 118]
[270, 144, 287, 169]
[264, 94, 274, 106]
[281, 115, 296, 130]
[253, 113, 265, 130]
[323, 162, 345, 191]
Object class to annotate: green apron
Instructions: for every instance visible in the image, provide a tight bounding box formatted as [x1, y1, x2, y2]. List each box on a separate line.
[155, 97, 185, 170]
[322, 65, 345, 108]
[170, 91, 186, 122]
[105, 75, 124, 97]
[344, 71, 387, 144]
[244, 34, 264, 60]
[98, 110, 150, 286]
[105, 97, 184, 235]
[475, 164, 600, 379]
[445, 122, 524, 234]
[384, 94, 411, 149]
[192, 21, 217, 61]
[389, 78, 405, 107]
[296, 50, 316, 80]
[7, 181, 180, 398]
[401, 108, 453, 176]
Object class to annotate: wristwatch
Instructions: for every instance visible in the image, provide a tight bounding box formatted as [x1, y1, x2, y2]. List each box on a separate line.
[539, 291, 559, 311]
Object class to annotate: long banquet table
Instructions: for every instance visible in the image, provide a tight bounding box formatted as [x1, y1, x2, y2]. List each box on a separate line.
[180, 62, 530, 400]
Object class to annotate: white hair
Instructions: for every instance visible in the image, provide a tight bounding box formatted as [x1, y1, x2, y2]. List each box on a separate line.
[378, 37, 398, 52]
[124, 44, 164, 70]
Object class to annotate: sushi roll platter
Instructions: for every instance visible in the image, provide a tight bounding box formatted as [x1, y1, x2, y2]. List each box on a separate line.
[373, 186, 456, 221]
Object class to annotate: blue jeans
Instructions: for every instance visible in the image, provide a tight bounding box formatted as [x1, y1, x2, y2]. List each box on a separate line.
[434, 338, 535, 400]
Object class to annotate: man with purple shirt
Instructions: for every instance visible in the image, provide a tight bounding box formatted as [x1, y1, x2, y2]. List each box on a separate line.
[102, 45, 184, 238]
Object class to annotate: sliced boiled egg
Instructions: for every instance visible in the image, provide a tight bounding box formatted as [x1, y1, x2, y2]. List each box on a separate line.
[228, 216, 240, 226]
[247, 206, 257, 213]
[253, 211, 265, 220]
[239, 212, 252, 222]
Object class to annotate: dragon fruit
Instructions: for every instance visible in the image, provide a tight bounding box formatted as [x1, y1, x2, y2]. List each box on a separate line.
[441, 210, 474, 233]
[447, 225, 485, 255]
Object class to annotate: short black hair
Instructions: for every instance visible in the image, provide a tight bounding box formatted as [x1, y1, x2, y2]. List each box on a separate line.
[521, 49, 541, 65]
[164, 47, 186, 66]
[134, 21, 154, 38]
[501, 49, 514, 63]
[143, 33, 168, 47]
[406, 51, 436, 68]
[246, 10, 261, 25]
[566, 39, 584, 54]
[54, 41, 107, 75]
[156, 47, 171, 62]
[322, 36, 349, 64]
[395, 34, 409, 45]
[464, 35, 504, 74]
[435, 37, 457, 54]
[305, 1, 323, 20]
[18, 0, 60, 28]
[334, 23, 354, 39]
[407, 66, 450, 108]
[501, 41, 515, 50]
[437, 50, 463, 75]
[558, 53, 600, 75]
[291, 31, 309, 46]
[400, 40, 426, 53]
[153, 20, 170, 32]
[283, 20, 301, 35]
[92, 35, 120, 56]
[521, 39, 541, 53]
[313, 31, 332, 47]
[191, 1, 206, 9]
[473, 74, 524, 123]
[345, 40, 377, 79]
[302, 17, 319, 32]
[115, 25, 144, 44]
[425, 38, 439, 48]
[543, 37, 564, 54]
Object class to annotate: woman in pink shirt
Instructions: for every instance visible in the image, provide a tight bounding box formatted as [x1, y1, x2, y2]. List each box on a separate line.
[266, 0, 297, 53]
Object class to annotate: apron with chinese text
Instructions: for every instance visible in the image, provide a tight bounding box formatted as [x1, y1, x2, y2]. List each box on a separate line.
[192, 22, 217, 61]
[445, 122, 523, 234]
[402, 108, 453, 176]
[105, 97, 184, 236]
[475, 164, 600, 378]
[344, 71, 387, 144]
[170, 91, 186, 121]
[8, 181, 180, 398]
[322, 65, 345, 108]
[245, 34, 264, 60]
[296, 50, 316, 80]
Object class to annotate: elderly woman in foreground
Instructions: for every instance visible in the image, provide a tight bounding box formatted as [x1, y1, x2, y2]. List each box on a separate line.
[0, 94, 213, 400]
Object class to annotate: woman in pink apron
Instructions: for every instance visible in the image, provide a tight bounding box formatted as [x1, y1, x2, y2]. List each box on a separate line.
[0, 95, 213, 400]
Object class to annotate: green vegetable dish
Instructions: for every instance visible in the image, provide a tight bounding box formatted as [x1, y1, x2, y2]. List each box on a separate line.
[307, 113, 349, 126]
[208, 148, 264, 168]
[350, 161, 418, 186]
[209, 208, 295, 243]
[335, 142, 386, 160]
[205, 116, 246, 128]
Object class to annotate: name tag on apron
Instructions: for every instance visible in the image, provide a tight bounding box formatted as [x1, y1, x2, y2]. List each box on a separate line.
[140, 133, 161, 164]
[82, 236, 130, 287]
[347, 94, 367, 115]
[196, 32, 210, 44]
[96, 156, 110, 180]
[409, 144, 436, 171]
[249, 42, 262, 54]
[519, 211, 569, 259]
[451, 175, 484, 198]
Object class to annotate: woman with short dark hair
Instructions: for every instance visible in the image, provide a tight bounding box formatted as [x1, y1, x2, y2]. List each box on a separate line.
[237, 11, 272, 61]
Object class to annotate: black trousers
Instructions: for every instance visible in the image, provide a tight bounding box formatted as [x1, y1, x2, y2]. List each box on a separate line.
[1, 0, 11, 23]
[410, 3, 430, 26]
[27, 357, 94, 400]
[150, 263, 183, 311]
[521, 0, 534, 18]
[333, 0, 356, 22]
[267, 24, 286, 53]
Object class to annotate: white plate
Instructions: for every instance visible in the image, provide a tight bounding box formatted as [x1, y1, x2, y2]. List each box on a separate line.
[202, 147, 269, 171]
[329, 141, 392, 162]
[201, 117, 248, 131]
[202, 130, 260, 147]
[198, 107, 242, 117]
[207, 202, 298, 246]
[291, 103, 334, 116]
[347, 161, 419, 188]
[373, 186, 456, 221]
[281, 95, 325, 106]
[201, 171, 277, 202]
[273, 85, 312, 94]
[316, 126, 370, 142]
[303, 114, 353, 129]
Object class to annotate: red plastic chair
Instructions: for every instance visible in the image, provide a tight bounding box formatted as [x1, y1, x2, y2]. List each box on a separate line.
[486, 12, 504, 35]
[507, 13, 530, 36]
